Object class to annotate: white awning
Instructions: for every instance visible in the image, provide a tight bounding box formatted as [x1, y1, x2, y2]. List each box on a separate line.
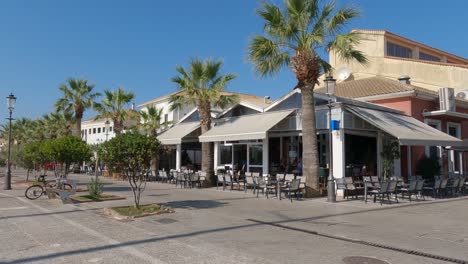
[157, 122, 200, 145]
[346, 105, 462, 146]
[199, 110, 294, 142]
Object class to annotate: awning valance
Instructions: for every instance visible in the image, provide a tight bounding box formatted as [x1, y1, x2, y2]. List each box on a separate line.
[199, 110, 294, 143]
[346, 105, 462, 146]
[157, 122, 200, 145]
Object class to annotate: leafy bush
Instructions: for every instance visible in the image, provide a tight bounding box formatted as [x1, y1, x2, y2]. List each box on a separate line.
[88, 178, 104, 199]
[416, 156, 441, 180]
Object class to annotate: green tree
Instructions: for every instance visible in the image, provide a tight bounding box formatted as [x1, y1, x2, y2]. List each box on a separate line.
[248, 0, 367, 196]
[381, 141, 400, 180]
[55, 78, 100, 137]
[94, 87, 135, 135]
[41, 136, 92, 177]
[99, 132, 160, 209]
[170, 58, 238, 184]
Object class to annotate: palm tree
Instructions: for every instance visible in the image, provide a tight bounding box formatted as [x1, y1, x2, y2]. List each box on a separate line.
[139, 106, 171, 137]
[94, 87, 135, 135]
[138, 106, 172, 173]
[248, 0, 367, 196]
[170, 58, 238, 184]
[55, 78, 100, 137]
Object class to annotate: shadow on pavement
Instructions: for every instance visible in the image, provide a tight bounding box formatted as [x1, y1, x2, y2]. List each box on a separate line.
[160, 199, 228, 209]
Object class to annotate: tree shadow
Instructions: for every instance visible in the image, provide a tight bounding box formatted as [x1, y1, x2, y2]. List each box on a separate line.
[159, 199, 228, 209]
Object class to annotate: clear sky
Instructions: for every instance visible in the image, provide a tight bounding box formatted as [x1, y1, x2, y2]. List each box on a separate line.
[0, 0, 467, 123]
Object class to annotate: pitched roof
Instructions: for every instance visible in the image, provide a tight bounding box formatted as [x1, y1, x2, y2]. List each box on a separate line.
[315, 77, 438, 99]
[138, 90, 272, 109]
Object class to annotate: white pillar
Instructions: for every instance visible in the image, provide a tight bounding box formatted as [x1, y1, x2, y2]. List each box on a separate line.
[377, 131, 383, 178]
[331, 108, 345, 197]
[176, 144, 182, 171]
[262, 139, 269, 176]
[214, 142, 219, 172]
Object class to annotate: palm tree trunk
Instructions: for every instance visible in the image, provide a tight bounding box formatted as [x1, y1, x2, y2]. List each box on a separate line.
[199, 101, 214, 185]
[301, 84, 321, 197]
[114, 119, 123, 135]
[75, 117, 82, 138]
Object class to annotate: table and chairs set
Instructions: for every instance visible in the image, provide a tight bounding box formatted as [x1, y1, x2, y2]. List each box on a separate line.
[151, 168, 207, 189]
[216, 170, 306, 202]
[336, 175, 467, 205]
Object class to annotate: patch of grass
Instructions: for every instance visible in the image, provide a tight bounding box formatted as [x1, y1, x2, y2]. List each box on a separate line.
[72, 194, 117, 202]
[112, 204, 161, 217]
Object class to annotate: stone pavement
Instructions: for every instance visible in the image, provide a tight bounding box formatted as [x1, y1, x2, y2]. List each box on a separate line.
[1, 170, 467, 264]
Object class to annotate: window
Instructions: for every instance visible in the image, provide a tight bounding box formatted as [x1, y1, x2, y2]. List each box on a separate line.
[109, 126, 113, 132]
[448, 124, 460, 138]
[88, 129, 91, 134]
[249, 145, 263, 166]
[220, 145, 232, 165]
[97, 128, 101, 133]
[93, 128, 96, 134]
[164, 114, 168, 123]
[419, 52, 440, 62]
[387, 42, 412, 58]
[102, 127, 106, 133]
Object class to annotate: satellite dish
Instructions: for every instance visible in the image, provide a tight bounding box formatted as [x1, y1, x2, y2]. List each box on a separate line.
[336, 67, 352, 81]
[456, 90, 468, 99]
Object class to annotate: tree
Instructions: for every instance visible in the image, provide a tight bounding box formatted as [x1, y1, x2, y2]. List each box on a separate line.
[55, 78, 100, 137]
[17, 141, 48, 180]
[41, 136, 92, 177]
[381, 141, 400, 180]
[94, 87, 135, 135]
[99, 132, 159, 209]
[139, 106, 172, 172]
[248, 0, 367, 196]
[170, 58, 238, 184]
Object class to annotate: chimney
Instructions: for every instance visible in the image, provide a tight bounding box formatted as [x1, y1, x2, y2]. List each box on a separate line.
[398, 75, 411, 85]
[131, 102, 135, 110]
[264, 96, 271, 104]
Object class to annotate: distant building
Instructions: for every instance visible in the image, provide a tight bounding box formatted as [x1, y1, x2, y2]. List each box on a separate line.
[329, 29, 468, 92]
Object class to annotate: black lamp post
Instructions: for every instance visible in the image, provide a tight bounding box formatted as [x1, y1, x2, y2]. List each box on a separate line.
[4, 93, 16, 190]
[325, 76, 336, 203]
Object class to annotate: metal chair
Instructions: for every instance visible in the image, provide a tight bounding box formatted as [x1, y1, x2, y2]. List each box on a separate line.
[280, 179, 301, 202]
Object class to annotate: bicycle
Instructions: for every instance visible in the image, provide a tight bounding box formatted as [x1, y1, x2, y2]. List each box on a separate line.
[24, 175, 73, 200]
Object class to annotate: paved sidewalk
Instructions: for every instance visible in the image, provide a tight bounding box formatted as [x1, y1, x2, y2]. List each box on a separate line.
[1, 170, 467, 264]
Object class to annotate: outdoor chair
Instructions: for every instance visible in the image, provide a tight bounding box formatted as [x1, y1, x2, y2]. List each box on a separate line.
[371, 181, 398, 205]
[175, 172, 186, 188]
[216, 173, 226, 190]
[336, 178, 356, 200]
[423, 179, 441, 199]
[447, 177, 460, 197]
[457, 176, 466, 195]
[256, 176, 268, 198]
[415, 179, 425, 200]
[188, 173, 200, 188]
[280, 179, 301, 202]
[224, 171, 239, 191]
[438, 178, 449, 198]
[370, 176, 381, 189]
[199, 171, 207, 187]
[399, 180, 417, 201]
[244, 176, 256, 193]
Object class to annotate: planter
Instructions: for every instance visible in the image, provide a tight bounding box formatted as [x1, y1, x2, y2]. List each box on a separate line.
[112, 172, 121, 179]
[103, 170, 110, 177]
[103, 204, 174, 220]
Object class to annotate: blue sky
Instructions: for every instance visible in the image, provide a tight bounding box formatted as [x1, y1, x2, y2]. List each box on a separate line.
[0, 0, 467, 122]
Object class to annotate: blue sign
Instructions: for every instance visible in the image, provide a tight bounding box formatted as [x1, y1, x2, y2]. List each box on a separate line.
[330, 120, 340, 131]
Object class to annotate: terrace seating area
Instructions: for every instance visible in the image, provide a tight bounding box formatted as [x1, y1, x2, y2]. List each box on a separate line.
[334, 174, 467, 205]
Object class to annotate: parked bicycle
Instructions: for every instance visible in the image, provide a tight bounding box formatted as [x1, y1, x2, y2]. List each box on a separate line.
[25, 175, 73, 200]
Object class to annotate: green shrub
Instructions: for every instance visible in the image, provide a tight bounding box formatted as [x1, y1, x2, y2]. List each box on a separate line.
[415, 156, 441, 180]
[88, 178, 104, 199]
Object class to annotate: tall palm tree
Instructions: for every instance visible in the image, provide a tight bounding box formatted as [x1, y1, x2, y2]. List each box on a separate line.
[170, 58, 238, 184]
[55, 78, 100, 137]
[139, 106, 171, 137]
[94, 87, 135, 135]
[138, 106, 172, 173]
[248, 0, 367, 196]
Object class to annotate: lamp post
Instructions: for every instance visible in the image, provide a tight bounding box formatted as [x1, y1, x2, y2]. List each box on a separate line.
[325, 76, 336, 203]
[105, 120, 110, 141]
[4, 93, 16, 190]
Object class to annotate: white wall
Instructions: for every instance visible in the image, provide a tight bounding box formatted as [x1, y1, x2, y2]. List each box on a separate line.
[81, 119, 115, 145]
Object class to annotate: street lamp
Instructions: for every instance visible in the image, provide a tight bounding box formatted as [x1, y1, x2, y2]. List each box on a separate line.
[4, 93, 16, 190]
[325, 76, 336, 203]
[105, 120, 110, 141]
